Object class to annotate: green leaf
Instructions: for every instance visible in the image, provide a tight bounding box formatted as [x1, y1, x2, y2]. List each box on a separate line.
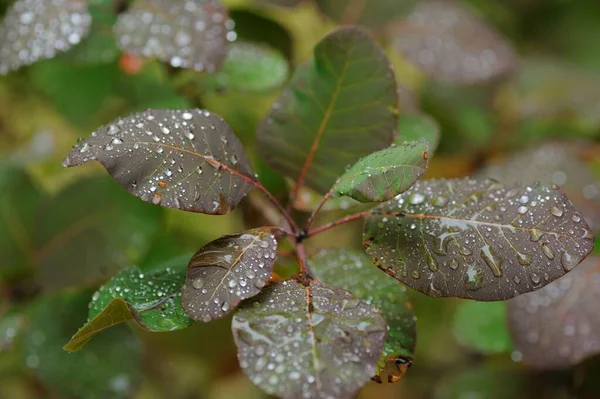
[311, 248, 416, 383]
[396, 113, 441, 153]
[206, 42, 289, 93]
[257, 26, 398, 194]
[452, 301, 512, 354]
[114, 0, 232, 72]
[389, 1, 516, 84]
[316, 0, 418, 28]
[0, 0, 92, 74]
[363, 178, 595, 301]
[0, 163, 46, 281]
[232, 279, 387, 398]
[21, 290, 142, 399]
[508, 256, 600, 370]
[35, 176, 163, 290]
[63, 109, 255, 215]
[332, 141, 428, 203]
[62, 0, 119, 64]
[181, 228, 277, 322]
[65, 262, 192, 352]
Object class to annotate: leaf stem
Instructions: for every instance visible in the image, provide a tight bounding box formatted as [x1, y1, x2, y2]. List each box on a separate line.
[306, 210, 370, 237]
[304, 190, 333, 231]
[296, 241, 310, 274]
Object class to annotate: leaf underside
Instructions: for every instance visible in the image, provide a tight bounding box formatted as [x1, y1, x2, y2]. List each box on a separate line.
[0, 0, 92, 74]
[333, 141, 428, 203]
[232, 279, 387, 399]
[114, 0, 231, 72]
[63, 108, 255, 215]
[181, 228, 278, 322]
[311, 249, 416, 383]
[257, 26, 398, 194]
[363, 178, 595, 301]
[507, 256, 600, 370]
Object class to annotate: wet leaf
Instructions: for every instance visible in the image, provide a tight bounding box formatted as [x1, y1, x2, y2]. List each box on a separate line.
[0, 163, 45, 281]
[311, 248, 416, 383]
[257, 26, 398, 194]
[65, 263, 192, 352]
[363, 178, 595, 301]
[396, 113, 441, 153]
[35, 176, 163, 290]
[507, 256, 600, 370]
[207, 42, 289, 93]
[181, 228, 277, 322]
[63, 109, 255, 215]
[0, 0, 92, 74]
[232, 279, 387, 399]
[332, 141, 428, 203]
[316, 0, 418, 28]
[479, 142, 600, 235]
[452, 301, 512, 354]
[389, 1, 517, 85]
[21, 291, 142, 398]
[114, 0, 232, 72]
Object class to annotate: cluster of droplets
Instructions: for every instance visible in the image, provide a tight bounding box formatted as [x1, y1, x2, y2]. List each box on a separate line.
[114, 0, 235, 72]
[89, 266, 191, 331]
[181, 230, 277, 323]
[0, 0, 92, 74]
[364, 177, 594, 301]
[392, 0, 516, 85]
[232, 280, 386, 399]
[63, 108, 254, 214]
[507, 257, 600, 369]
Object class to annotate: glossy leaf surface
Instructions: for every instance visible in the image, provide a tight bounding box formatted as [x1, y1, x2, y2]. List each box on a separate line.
[363, 178, 595, 301]
[63, 109, 255, 215]
[317, 0, 418, 28]
[452, 301, 512, 354]
[114, 0, 232, 72]
[397, 113, 441, 153]
[181, 228, 277, 322]
[21, 291, 142, 398]
[232, 279, 387, 399]
[0, 0, 91, 74]
[36, 177, 163, 290]
[333, 141, 428, 203]
[258, 26, 398, 194]
[390, 1, 516, 84]
[65, 263, 191, 352]
[508, 256, 600, 369]
[311, 249, 416, 382]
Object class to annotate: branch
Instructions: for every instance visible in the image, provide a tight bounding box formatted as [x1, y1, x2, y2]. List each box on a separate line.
[306, 210, 370, 237]
[304, 190, 333, 231]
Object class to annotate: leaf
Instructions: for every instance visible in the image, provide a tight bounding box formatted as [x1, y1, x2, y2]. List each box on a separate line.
[363, 178, 595, 301]
[206, 42, 289, 93]
[65, 262, 192, 352]
[507, 256, 600, 370]
[257, 26, 398, 194]
[452, 301, 512, 354]
[479, 141, 600, 235]
[0, 163, 46, 281]
[396, 113, 441, 153]
[62, 0, 119, 64]
[332, 141, 428, 203]
[63, 109, 255, 215]
[21, 291, 142, 398]
[232, 279, 387, 399]
[316, 0, 418, 28]
[181, 228, 277, 322]
[114, 0, 233, 72]
[311, 248, 416, 383]
[0, 0, 92, 74]
[389, 0, 517, 85]
[35, 176, 163, 290]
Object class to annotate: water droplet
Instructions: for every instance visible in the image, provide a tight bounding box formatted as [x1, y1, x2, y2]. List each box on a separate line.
[541, 243, 555, 260]
[530, 272, 541, 284]
[519, 195, 529, 204]
[185, 131, 195, 140]
[411, 270, 421, 279]
[427, 256, 439, 272]
[529, 229, 543, 242]
[111, 137, 123, 145]
[432, 195, 448, 207]
[192, 277, 205, 290]
[107, 125, 120, 135]
[571, 214, 581, 223]
[517, 206, 528, 214]
[409, 192, 426, 205]
[228, 279, 237, 288]
[161, 127, 170, 135]
[560, 251, 578, 272]
[460, 247, 473, 256]
[516, 252, 532, 265]
[481, 244, 503, 277]
[182, 112, 193, 120]
[221, 302, 230, 312]
[551, 206, 564, 217]
[449, 258, 459, 270]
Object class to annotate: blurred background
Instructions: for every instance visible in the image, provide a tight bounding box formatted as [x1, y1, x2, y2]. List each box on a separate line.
[1, 0, 600, 398]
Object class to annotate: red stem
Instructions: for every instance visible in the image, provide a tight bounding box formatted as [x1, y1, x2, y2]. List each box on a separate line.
[306, 210, 370, 237]
[296, 241, 309, 273]
[304, 190, 333, 231]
